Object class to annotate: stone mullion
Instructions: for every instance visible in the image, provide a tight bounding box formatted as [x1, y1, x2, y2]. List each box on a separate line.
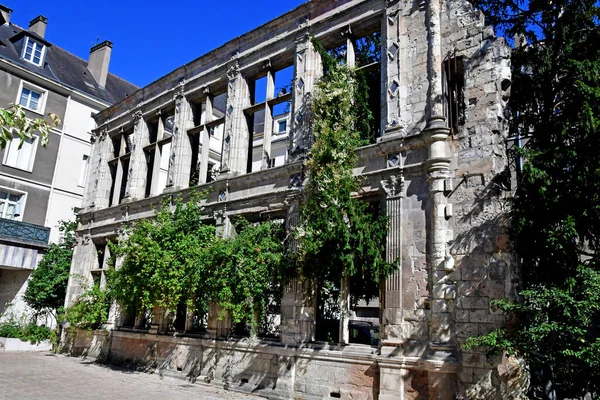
[199, 94, 213, 184]
[289, 34, 322, 161]
[381, 2, 403, 139]
[122, 113, 148, 201]
[167, 91, 194, 190]
[261, 69, 275, 170]
[220, 63, 251, 176]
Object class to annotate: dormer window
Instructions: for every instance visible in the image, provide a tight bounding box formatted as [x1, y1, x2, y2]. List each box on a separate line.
[22, 36, 45, 66]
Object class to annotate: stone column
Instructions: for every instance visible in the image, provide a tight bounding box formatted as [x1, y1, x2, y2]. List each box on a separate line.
[380, 0, 405, 141]
[122, 110, 148, 202]
[166, 84, 194, 190]
[86, 129, 112, 210]
[289, 30, 322, 162]
[280, 201, 317, 345]
[219, 60, 251, 177]
[423, 1, 458, 394]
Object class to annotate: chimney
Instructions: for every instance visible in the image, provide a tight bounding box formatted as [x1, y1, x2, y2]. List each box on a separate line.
[0, 4, 12, 25]
[29, 15, 48, 38]
[88, 40, 112, 88]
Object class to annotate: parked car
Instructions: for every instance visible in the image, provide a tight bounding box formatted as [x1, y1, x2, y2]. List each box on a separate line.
[349, 321, 380, 346]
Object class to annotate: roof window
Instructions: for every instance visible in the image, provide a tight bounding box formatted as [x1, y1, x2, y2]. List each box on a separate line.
[22, 36, 45, 66]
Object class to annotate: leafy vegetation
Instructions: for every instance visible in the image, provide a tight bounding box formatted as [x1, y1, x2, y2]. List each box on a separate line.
[63, 284, 111, 330]
[465, 0, 600, 397]
[24, 220, 77, 320]
[106, 196, 287, 335]
[0, 104, 60, 149]
[0, 319, 52, 345]
[294, 39, 393, 308]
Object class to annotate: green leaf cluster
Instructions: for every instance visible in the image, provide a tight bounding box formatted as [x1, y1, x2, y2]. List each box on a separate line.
[466, 0, 600, 396]
[24, 220, 77, 319]
[0, 104, 60, 149]
[63, 284, 111, 330]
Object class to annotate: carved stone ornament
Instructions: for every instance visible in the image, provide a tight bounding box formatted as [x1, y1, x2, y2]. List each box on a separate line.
[227, 60, 240, 81]
[90, 129, 108, 144]
[290, 174, 303, 189]
[381, 174, 404, 198]
[132, 109, 143, 124]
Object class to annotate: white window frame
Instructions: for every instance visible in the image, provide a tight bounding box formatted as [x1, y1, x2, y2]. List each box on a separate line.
[78, 154, 90, 188]
[21, 36, 46, 67]
[0, 187, 27, 222]
[2, 134, 39, 172]
[16, 80, 47, 115]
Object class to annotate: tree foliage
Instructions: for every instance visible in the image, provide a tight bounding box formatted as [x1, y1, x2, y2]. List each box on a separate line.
[466, 0, 600, 397]
[24, 220, 77, 319]
[0, 104, 60, 149]
[108, 196, 287, 334]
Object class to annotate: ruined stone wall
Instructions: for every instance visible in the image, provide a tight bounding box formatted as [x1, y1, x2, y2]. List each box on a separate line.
[64, 0, 523, 398]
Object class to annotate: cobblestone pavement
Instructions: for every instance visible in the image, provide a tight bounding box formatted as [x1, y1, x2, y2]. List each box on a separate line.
[0, 352, 264, 400]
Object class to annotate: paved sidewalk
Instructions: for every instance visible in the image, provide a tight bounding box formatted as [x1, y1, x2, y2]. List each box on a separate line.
[0, 352, 263, 400]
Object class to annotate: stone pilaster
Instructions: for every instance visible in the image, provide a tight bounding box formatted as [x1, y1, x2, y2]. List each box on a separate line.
[86, 129, 112, 210]
[219, 60, 251, 177]
[380, 0, 405, 140]
[64, 234, 95, 308]
[122, 110, 148, 201]
[166, 84, 194, 190]
[381, 174, 404, 331]
[289, 30, 322, 162]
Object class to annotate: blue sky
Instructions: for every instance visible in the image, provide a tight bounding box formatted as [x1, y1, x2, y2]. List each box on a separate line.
[4, 0, 307, 88]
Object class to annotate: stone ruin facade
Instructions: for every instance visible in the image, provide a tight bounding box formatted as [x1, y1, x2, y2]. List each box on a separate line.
[64, 0, 524, 398]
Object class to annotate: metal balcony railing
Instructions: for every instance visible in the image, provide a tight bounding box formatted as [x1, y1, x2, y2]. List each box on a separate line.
[0, 218, 50, 247]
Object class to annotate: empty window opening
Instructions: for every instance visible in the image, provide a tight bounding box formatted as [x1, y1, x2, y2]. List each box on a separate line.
[108, 162, 117, 207]
[187, 93, 226, 184]
[95, 242, 106, 270]
[443, 55, 465, 136]
[143, 115, 173, 196]
[355, 31, 382, 143]
[246, 65, 293, 173]
[118, 158, 130, 203]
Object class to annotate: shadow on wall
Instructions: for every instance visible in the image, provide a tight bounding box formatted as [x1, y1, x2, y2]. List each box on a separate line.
[65, 329, 381, 399]
[0, 269, 31, 318]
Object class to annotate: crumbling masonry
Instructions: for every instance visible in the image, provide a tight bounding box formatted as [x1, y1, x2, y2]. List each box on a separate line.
[64, 0, 523, 398]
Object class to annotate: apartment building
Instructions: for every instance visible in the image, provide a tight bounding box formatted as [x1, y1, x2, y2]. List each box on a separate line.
[0, 4, 137, 320]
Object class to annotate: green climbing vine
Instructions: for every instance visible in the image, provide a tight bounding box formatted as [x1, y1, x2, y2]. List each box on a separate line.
[294, 39, 394, 305]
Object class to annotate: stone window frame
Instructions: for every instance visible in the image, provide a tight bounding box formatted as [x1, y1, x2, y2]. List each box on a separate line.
[244, 62, 294, 173]
[142, 113, 174, 198]
[107, 127, 134, 207]
[186, 91, 227, 186]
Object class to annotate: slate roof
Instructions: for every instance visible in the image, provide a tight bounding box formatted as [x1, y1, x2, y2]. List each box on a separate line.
[0, 22, 138, 105]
